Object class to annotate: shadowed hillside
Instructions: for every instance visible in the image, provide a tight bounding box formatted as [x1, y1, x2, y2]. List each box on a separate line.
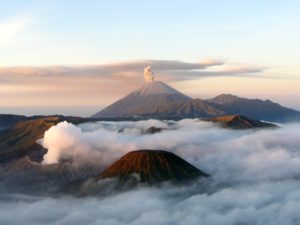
[0, 116, 88, 163]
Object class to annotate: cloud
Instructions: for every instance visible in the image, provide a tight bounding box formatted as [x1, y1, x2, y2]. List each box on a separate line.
[41, 120, 300, 184]
[2, 120, 300, 225]
[41, 119, 172, 166]
[169, 65, 264, 80]
[0, 59, 262, 80]
[2, 181, 300, 225]
[0, 59, 265, 109]
[0, 15, 33, 47]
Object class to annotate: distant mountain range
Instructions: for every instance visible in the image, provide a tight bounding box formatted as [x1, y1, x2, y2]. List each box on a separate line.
[92, 81, 300, 122]
[206, 94, 300, 122]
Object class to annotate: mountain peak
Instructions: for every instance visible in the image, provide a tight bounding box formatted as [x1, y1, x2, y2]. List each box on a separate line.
[132, 81, 188, 96]
[97, 150, 209, 184]
[92, 80, 191, 118]
[207, 93, 241, 104]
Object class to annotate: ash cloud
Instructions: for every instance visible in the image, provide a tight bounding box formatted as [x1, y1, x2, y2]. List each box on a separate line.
[0, 59, 265, 110]
[0, 59, 262, 82]
[2, 120, 300, 225]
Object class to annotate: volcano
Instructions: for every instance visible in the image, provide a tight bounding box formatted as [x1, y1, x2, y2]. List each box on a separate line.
[97, 150, 209, 184]
[91, 67, 300, 122]
[92, 81, 191, 118]
[92, 65, 190, 118]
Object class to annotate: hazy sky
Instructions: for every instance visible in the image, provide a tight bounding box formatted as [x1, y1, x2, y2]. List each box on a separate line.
[0, 0, 300, 116]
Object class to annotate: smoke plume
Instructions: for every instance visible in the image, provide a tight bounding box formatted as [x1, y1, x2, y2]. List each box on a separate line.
[143, 65, 155, 83]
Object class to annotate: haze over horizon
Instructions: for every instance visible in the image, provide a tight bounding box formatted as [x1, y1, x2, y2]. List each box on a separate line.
[1, 0, 300, 116]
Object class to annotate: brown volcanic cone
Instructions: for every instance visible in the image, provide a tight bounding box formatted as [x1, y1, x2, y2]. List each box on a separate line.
[97, 150, 209, 184]
[204, 114, 277, 129]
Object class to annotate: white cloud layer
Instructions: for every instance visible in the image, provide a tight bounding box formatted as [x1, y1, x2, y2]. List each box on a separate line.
[0, 59, 267, 111]
[2, 119, 300, 225]
[0, 59, 262, 81]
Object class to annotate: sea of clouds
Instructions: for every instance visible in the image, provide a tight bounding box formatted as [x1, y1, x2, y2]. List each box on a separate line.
[1, 119, 300, 225]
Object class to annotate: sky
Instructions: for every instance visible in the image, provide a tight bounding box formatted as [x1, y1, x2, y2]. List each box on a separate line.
[0, 0, 300, 116]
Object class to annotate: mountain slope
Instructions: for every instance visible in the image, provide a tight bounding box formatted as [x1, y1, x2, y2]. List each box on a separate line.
[0, 116, 88, 163]
[0, 114, 29, 131]
[92, 81, 191, 118]
[206, 94, 300, 122]
[0, 155, 100, 191]
[0, 116, 99, 192]
[132, 99, 226, 119]
[98, 150, 209, 184]
[204, 114, 277, 129]
[0, 117, 55, 163]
